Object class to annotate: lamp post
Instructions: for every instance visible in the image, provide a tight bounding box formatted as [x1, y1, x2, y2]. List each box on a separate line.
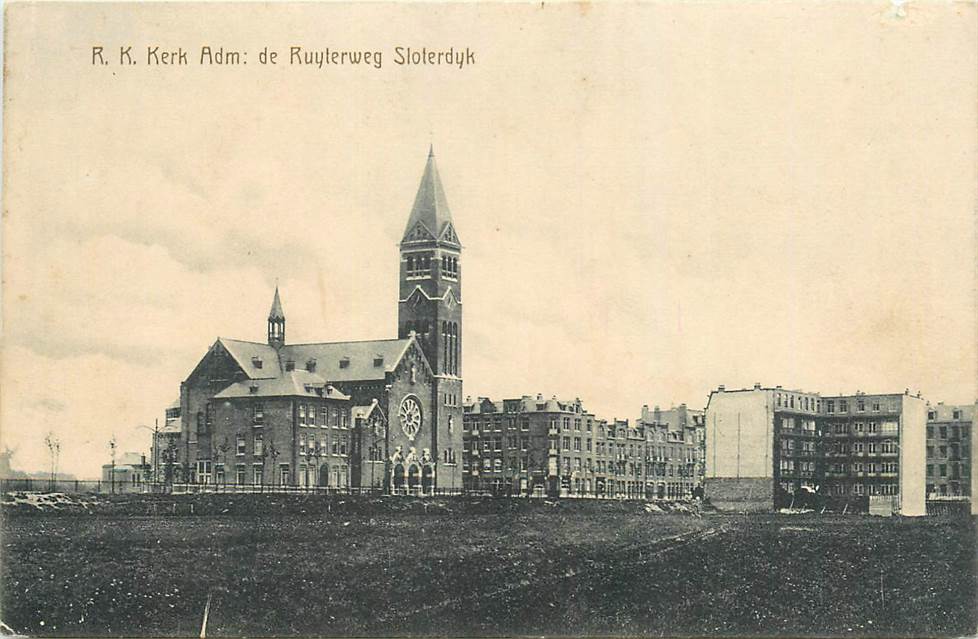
[309, 445, 320, 492]
[357, 399, 388, 494]
[135, 423, 159, 486]
[267, 443, 279, 491]
[108, 435, 117, 495]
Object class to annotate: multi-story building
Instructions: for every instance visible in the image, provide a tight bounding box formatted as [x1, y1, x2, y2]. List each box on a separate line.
[925, 403, 973, 499]
[704, 384, 927, 515]
[462, 395, 598, 496]
[637, 404, 705, 494]
[462, 396, 700, 499]
[175, 149, 464, 493]
[151, 400, 184, 483]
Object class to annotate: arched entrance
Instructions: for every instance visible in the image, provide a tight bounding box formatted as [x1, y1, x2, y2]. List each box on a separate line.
[319, 464, 330, 487]
[407, 464, 421, 491]
[393, 464, 405, 491]
[421, 465, 434, 494]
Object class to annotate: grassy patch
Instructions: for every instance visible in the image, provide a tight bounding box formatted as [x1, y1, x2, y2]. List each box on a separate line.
[1, 502, 974, 637]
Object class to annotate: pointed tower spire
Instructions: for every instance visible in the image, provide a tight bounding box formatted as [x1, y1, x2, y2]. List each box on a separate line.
[401, 148, 459, 246]
[268, 285, 285, 321]
[267, 285, 285, 348]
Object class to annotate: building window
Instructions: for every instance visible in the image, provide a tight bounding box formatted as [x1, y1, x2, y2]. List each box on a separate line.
[254, 433, 263, 457]
[236, 434, 246, 456]
[253, 465, 263, 485]
[253, 402, 264, 425]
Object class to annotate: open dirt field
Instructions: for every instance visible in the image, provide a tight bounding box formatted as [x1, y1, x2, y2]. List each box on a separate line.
[1, 496, 974, 637]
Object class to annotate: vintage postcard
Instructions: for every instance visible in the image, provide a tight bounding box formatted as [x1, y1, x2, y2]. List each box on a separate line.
[1, 1, 976, 637]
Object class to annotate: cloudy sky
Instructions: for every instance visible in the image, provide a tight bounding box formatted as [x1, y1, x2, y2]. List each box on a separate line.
[3, 2, 976, 478]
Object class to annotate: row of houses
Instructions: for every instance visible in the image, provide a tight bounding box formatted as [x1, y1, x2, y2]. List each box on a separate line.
[461, 396, 704, 499]
[141, 382, 974, 516]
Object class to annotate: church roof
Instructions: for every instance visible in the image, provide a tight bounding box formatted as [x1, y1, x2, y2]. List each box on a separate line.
[215, 336, 422, 384]
[219, 338, 282, 379]
[283, 339, 417, 382]
[268, 286, 285, 321]
[214, 372, 351, 400]
[401, 147, 459, 245]
[352, 401, 381, 421]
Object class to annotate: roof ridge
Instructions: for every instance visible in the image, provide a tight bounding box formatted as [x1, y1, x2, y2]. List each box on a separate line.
[218, 337, 270, 346]
[283, 337, 409, 347]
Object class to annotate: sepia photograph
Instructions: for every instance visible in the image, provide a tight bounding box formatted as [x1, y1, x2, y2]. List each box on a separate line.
[1, 2, 976, 637]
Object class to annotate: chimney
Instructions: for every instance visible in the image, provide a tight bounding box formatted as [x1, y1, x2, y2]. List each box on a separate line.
[754, 383, 762, 390]
[537, 393, 543, 401]
[718, 385, 725, 392]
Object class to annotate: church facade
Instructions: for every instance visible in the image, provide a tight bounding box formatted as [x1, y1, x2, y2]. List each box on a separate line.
[174, 149, 464, 492]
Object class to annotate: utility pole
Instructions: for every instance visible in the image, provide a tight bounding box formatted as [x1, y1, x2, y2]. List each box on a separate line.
[153, 419, 159, 484]
[109, 435, 117, 495]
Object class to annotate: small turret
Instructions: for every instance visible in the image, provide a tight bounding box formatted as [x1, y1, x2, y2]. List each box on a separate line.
[267, 286, 285, 349]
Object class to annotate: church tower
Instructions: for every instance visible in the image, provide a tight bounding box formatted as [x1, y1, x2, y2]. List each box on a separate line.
[267, 285, 285, 349]
[398, 147, 463, 486]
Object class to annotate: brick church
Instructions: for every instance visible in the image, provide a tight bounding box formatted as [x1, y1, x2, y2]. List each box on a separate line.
[174, 148, 463, 492]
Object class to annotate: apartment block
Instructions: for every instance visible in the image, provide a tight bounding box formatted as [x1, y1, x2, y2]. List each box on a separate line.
[926, 403, 973, 499]
[704, 384, 927, 515]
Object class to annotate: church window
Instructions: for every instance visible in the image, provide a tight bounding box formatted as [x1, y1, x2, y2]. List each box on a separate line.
[442, 322, 449, 373]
